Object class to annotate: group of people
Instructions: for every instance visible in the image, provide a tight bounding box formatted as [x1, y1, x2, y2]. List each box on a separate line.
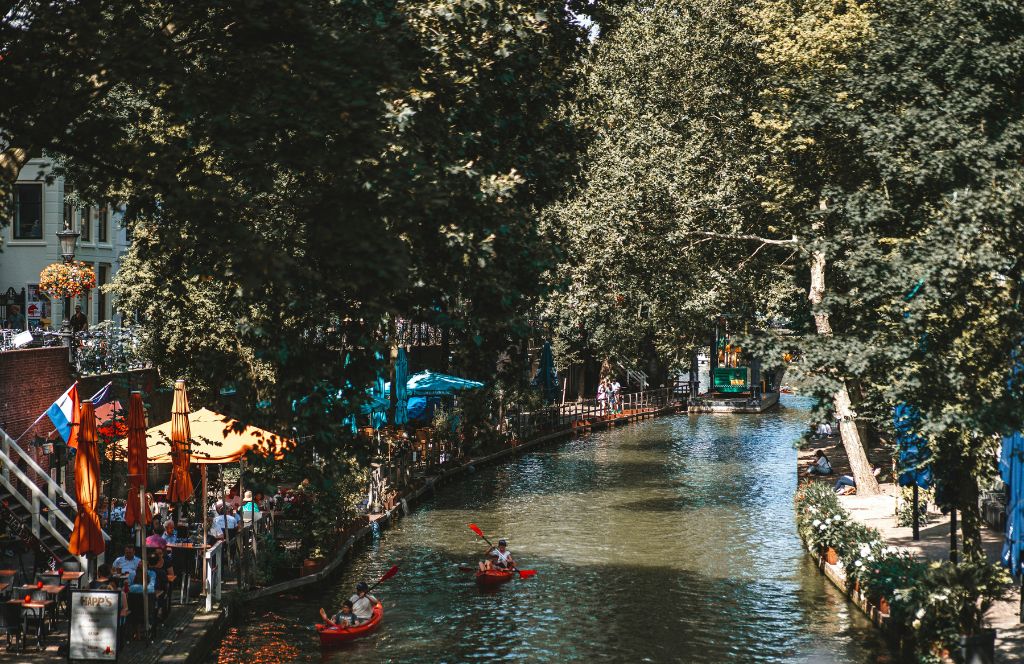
[804, 449, 882, 495]
[318, 538, 517, 631]
[596, 377, 622, 415]
[107, 535, 178, 635]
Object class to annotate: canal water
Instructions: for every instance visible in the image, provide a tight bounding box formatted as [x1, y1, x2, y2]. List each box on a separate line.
[210, 396, 889, 663]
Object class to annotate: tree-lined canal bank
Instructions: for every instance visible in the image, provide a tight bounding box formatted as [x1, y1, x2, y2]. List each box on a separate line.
[210, 396, 889, 663]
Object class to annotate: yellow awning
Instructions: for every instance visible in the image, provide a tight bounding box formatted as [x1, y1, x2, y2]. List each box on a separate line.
[115, 408, 290, 464]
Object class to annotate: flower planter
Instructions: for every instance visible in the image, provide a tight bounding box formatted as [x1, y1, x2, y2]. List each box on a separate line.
[959, 629, 996, 664]
[825, 547, 839, 565]
[301, 557, 326, 576]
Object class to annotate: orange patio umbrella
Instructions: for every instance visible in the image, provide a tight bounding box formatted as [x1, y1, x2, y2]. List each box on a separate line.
[124, 391, 151, 528]
[68, 400, 105, 556]
[166, 379, 195, 503]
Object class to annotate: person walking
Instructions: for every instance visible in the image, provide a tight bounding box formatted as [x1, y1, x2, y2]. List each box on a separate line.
[610, 378, 622, 414]
[597, 380, 608, 415]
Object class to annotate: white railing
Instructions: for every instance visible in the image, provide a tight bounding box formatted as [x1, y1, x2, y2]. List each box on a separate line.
[0, 426, 109, 569]
[204, 540, 223, 612]
[615, 362, 649, 390]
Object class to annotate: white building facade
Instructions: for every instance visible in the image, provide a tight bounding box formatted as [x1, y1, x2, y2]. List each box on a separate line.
[1, 158, 129, 329]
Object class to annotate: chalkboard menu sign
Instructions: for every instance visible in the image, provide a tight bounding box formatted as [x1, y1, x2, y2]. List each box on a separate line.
[68, 590, 119, 661]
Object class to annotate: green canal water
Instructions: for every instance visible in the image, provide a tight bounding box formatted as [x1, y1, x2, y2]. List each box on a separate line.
[211, 396, 890, 663]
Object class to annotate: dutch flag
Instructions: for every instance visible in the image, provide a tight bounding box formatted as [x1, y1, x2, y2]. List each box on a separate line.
[46, 383, 80, 448]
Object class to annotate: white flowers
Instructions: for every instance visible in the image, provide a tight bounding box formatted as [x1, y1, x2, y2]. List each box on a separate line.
[855, 560, 864, 567]
[915, 608, 927, 619]
[819, 524, 827, 531]
[813, 519, 822, 527]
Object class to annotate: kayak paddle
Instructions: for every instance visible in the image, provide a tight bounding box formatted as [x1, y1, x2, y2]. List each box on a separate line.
[467, 524, 537, 579]
[368, 564, 399, 591]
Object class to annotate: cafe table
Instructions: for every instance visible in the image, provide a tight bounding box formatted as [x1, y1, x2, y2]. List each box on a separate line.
[6, 598, 54, 651]
[17, 585, 65, 623]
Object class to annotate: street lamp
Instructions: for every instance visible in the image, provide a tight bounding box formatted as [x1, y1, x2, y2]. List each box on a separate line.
[55, 222, 81, 331]
[56, 222, 80, 264]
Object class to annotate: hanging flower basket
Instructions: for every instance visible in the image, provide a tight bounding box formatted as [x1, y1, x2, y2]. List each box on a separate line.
[39, 261, 96, 299]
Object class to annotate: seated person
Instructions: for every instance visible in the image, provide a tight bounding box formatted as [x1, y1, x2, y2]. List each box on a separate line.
[479, 539, 514, 571]
[113, 545, 142, 578]
[834, 467, 882, 495]
[90, 563, 130, 625]
[319, 600, 356, 628]
[90, 563, 117, 590]
[162, 520, 181, 544]
[834, 475, 856, 494]
[145, 525, 168, 551]
[128, 563, 157, 594]
[805, 450, 833, 476]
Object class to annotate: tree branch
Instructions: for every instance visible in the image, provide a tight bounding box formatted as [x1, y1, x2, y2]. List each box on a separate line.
[690, 230, 799, 245]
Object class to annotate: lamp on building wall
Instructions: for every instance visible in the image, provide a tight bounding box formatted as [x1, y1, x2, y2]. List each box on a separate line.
[57, 222, 80, 264]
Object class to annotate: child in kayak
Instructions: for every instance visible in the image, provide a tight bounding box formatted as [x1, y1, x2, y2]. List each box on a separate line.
[319, 600, 356, 628]
[479, 539, 515, 572]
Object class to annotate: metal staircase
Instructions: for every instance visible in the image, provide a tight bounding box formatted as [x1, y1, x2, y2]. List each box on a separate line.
[0, 426, 108, 569]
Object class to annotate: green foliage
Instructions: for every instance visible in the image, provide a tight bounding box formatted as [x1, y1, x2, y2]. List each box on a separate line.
[541, 0, 789, 379]
[860, 548, 921, 605]
[894, 560, 1012, 659]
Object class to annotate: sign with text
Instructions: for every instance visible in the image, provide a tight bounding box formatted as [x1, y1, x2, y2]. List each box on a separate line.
[69, 589, 119, 661]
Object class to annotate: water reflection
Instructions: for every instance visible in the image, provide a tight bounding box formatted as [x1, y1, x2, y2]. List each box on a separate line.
[211, 396, 889, 663]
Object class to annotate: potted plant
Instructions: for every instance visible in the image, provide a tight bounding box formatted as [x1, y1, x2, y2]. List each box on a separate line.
[895, 560, 1010, 662]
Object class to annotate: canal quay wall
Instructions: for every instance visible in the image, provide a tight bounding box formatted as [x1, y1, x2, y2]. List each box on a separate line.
[165, 399, 683, 663]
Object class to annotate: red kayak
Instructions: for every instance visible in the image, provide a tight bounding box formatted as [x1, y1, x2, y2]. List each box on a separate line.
[475, 569, 514, 587]
[316, 603, 383, 646]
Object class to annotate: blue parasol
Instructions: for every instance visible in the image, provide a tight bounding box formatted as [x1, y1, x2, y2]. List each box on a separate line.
[395, 348, 409, 426]
[1000, 432, 1024, 580]
[385, 371, 484, 398]
[371, 375, 387, 430]
[532, 341, 558, 403]
[893, 403, 933, 489]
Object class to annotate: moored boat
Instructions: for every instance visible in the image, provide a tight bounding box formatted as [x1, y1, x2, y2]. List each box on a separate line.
[316, 603, 383, 646]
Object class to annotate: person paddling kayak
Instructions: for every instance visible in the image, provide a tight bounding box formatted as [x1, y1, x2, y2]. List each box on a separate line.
[479, 539, 515, 572]
[319, 581, 379, 626]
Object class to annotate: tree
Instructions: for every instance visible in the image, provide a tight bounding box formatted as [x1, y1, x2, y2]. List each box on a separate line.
[18, 1, 594, 452]
[543, 1, 788, 385]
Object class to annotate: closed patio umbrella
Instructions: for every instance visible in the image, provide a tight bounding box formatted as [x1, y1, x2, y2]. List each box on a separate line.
[1000, 431, 1024, 619]
[395, 348, 409, 426]
[372, 376, 387, 430]
[68, 400, 105, 557]
[124, 392, 150, 528]
[167, 379, 194, 503]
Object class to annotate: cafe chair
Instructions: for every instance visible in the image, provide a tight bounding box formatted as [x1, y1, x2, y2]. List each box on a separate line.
[0, 602, 23, 651]
[22, 593, 48, 650]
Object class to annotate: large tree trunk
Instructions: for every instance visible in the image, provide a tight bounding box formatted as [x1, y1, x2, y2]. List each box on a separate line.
[809, 217, 880, 496]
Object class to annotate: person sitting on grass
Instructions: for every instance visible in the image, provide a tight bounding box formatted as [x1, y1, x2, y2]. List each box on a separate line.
[805, 450, 833, 476]
[319, 600, 356, 628]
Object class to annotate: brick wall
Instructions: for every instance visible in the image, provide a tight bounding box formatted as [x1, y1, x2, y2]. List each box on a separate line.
[0, 347, 73, 489]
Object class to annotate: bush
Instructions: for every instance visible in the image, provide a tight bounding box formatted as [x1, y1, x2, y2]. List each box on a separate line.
[894, 560, 1011, 660]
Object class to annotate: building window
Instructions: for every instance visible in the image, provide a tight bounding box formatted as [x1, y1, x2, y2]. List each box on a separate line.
[13, 183, 43, 239]
[98, 206, 108, 243]
[97, 264, 109, 323]
[81, 205, 91, 241]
